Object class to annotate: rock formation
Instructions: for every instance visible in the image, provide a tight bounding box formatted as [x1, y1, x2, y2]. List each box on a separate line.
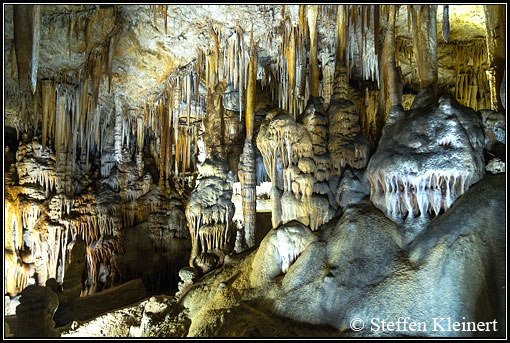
[186, 81, 236, 273]
[366, 93, 485, 238]
[15, 284, 60, 337]
[3, 4, 506, 339]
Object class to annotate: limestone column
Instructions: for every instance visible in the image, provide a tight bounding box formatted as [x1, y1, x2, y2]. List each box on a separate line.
[236, 47, 257, 252]
[379, 5, 402, 117]
[484, 5, 505, 112]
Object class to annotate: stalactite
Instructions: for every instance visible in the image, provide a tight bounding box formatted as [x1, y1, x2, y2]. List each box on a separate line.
[107, 36, 115, 93]
[337, 5, 345, 63]
[410, 5, 438, 96]
[153, 5, 157, 27]
[33, 81, 40, 137]
[453, 40, 490, 111]
[166, 93, 174, 181]
[13, 5, 34, 92]
[80, 78, 88, 151]
[41, 80, 51, 149]
[55, 89, 65, 164]
[442, 5, 450, 43]
[164, 5, 168, 34]
[31, 5, 41, 94]
[92, 51, 102, 111]
[10, 45, 17, 80]
[69, 12, 75, 58]
[379, 4, 401, 117]
[49, 17, 55, 40]
[246, 50, 257, 141]
[48, 80, 57, 144]
[85, 10, 97, 57]
[236, 26, 244, 125]
[210, 24, 220, 88]
[286, 25, 296, 117]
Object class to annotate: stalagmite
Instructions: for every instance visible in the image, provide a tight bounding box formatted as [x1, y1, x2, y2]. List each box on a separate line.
[257, 108, 333, 231]
[328, 62, 371, 177]
[236, 43, 257, 252]
[186, 80, 234, 272]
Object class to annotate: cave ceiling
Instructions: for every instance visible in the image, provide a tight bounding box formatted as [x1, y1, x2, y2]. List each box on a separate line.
[4, 4, 488, 123]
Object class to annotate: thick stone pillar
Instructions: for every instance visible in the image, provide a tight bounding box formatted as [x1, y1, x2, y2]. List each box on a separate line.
[484, 5, 505, 112]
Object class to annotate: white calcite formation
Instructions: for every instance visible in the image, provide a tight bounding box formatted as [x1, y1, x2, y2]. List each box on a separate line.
[176, 266, 199, 299]
[5, 131, 189, 300]
[478, 109, 505, 150]
[186, 83, 236, 273]
[186, 157, 235, 273]
[367, 93, 485, 223]
[250, 222, 316, 287]
[486, 158, 505, 174]
[236, 139, 257, 252]
[257, 108, 334, 232]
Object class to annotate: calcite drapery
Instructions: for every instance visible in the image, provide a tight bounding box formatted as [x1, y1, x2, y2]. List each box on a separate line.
[186, 81, 235, 273]
[257, 108, 334, 232]
[366, 93, 485, 239]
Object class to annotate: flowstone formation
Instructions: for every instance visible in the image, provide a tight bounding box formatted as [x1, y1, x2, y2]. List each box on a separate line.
[257, 108, 334, 232]
[4, 129, 190, 299]
[3, 4, 506, 339]
[366, 93, 485, 238]
[327, 66, 372, 176]
[185, 82, 236, 274]
[270, 174, 505, 338]
[250, 221, 315, 288]
[69, 174, 504, 338]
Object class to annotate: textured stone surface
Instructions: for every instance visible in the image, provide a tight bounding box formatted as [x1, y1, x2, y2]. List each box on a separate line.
[367, 93, 485, 228]
[486, 158, 505, 174]
[15, 285, 60, 337]
[336, 169, 370, 209]
[250, 222, 316, 288]
[272, 174, 505, 338]
[3, 5, 504, 338]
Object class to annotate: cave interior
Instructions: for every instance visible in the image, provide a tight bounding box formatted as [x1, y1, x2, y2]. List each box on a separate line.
[3, 4, 507, 338]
